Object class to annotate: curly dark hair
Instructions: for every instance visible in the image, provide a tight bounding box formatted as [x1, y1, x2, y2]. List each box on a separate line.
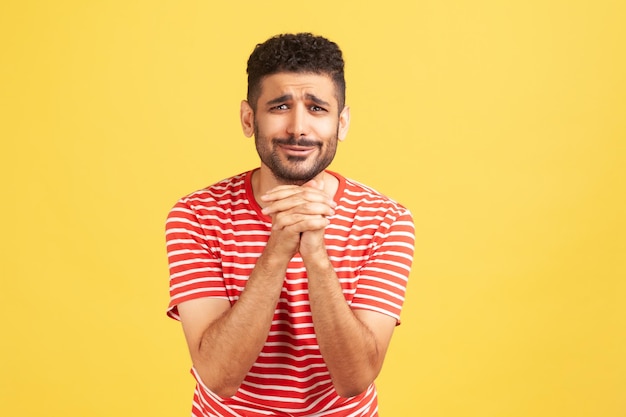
[246, 33, 346, 112]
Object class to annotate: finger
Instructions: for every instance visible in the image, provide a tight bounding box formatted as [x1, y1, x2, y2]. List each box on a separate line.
[260, 186, 308, 202]
[262, 181, 330, 200]
[272, 214, 330, 233]
[303, 179, 324, 190]
[262, 186, 335, 207]
[261, 184, 301, 196]
[264, 179, 323, 194]
[263, 199, 335, 217]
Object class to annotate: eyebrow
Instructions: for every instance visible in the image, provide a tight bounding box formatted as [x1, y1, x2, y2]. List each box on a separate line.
[265, 93, 331, 107]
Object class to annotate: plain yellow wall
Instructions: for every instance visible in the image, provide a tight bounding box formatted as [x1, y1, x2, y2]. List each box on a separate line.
[1, 1, 625, 416]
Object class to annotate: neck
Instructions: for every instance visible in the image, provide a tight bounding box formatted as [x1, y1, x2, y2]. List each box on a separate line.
[251, 167, 338, 208]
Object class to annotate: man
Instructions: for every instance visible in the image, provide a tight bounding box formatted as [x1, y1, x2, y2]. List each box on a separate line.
[166, 33, 415, 417]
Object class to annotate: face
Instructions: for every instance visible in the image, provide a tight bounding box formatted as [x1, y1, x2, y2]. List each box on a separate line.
[241, 72, 350, 185]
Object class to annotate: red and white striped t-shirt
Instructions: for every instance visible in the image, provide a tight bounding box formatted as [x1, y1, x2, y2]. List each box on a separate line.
[166, 170, 415, 417]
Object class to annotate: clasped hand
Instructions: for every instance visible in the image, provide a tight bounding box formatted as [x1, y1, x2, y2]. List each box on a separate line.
[260, 179, 336, 260]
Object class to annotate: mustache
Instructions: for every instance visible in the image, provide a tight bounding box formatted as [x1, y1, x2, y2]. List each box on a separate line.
[272, 136, 322, 147]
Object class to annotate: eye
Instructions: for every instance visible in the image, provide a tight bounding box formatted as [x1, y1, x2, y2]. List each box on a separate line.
[310, 105, 326, 112]
[274, 104, 288, 110]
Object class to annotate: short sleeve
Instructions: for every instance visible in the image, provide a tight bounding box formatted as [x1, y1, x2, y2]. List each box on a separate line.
[350, 208, 415, 322]
[165, 199, 228, 321]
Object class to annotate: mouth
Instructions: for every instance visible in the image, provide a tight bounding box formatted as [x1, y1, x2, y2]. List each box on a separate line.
[279, 144, 317, 156]
[274, 138, 321, 158]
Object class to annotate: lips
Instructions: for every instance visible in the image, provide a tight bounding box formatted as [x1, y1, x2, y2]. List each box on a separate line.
[283, 145, 315, 151]
[280, 144, 316, 157]
[274, 138, 321, 157]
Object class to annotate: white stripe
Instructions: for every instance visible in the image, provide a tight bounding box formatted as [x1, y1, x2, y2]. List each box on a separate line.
[257, 351, 322, 362]
[169, 276, 223, 291]
[246, 369, 329, 382]
[170, 266, 221, 280]
[352, 295, 402, 312]
[170, 288, 226, 302]
[362, 266, 410, 284]
[358, 284, 405, 302]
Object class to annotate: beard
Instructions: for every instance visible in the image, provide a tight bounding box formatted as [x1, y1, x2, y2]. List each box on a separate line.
[254, 126, 339, 185]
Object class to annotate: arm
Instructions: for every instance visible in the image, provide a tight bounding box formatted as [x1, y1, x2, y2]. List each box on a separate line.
[177, 248, 289, 398]
[262, 181, 411, 397]
[302, 250, 397, 398]
[177, 184, 335, 398]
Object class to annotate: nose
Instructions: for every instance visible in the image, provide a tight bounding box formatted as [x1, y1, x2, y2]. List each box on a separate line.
[286, 103, 308, 137]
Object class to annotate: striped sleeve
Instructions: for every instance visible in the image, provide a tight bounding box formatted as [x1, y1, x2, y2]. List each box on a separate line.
[350, 207, 415, 321]
[165, 197, 227, 321]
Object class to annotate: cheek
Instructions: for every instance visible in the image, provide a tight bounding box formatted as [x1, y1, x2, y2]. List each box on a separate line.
[316, 121, 340, 138]
[257, 116, 286, 136]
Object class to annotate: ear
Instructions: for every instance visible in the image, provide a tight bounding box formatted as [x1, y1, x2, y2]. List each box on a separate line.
[240, 100, 255, 137]
[338, 106, 351, 141]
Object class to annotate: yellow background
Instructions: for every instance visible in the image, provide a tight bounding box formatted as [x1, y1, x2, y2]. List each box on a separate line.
[1, 1, 624, 416]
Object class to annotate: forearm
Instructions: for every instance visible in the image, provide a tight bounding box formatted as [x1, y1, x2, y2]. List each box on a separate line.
[305, 255, 384, 397]
[260, 182, 384, 396]
[194, 251, 289, 397]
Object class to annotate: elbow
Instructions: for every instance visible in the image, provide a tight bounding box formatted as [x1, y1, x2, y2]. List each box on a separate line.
[332, 365, 381, 398]
[192, 352, 243, 398]
[210, 385, 240, 399]
[195, 368, 241, 399]
[336, 388, 367, 399]
[333, 378, 374, 398]
[335, 384, 370, 398]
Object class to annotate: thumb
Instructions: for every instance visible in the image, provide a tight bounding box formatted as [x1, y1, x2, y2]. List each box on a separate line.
[303, 179, 324, 190]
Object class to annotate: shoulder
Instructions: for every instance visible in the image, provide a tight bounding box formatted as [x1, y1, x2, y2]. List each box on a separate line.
[177, 171, 249, 209]
[166, 171, 252, 228]
[339, 175, 412, 220]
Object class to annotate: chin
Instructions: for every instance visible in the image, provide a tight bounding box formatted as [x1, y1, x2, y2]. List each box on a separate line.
[273, 169, 322, 185]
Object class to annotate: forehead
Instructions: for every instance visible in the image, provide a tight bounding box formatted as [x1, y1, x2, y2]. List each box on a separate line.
[258, 72, 338, 104]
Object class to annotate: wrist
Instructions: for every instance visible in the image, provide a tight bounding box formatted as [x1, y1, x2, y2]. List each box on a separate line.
[257, 245, 292, 273]
[301, 248, 332, 271]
